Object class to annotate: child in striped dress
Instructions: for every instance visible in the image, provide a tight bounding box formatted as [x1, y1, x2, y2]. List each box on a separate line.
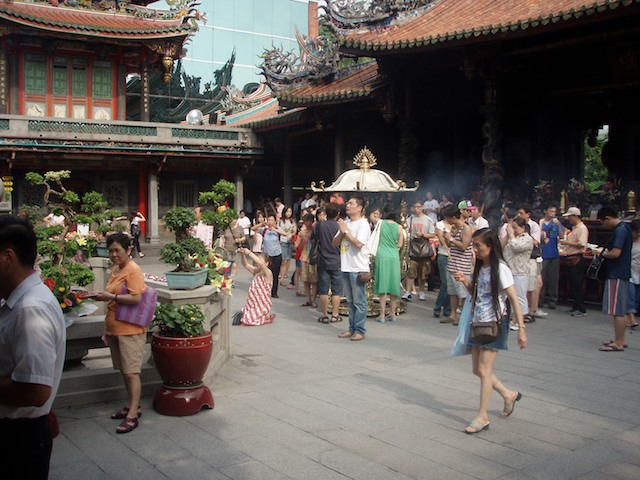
[238, 248, 275, 326]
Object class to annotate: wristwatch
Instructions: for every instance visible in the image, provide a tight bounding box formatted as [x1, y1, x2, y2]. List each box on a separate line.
[344, 229, 350, 235]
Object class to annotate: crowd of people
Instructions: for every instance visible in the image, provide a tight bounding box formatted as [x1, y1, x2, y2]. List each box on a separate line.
[233, 189, 640, 432]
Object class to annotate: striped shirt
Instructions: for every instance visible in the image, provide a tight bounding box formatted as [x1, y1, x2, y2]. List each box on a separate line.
[447, 224, 474, 275]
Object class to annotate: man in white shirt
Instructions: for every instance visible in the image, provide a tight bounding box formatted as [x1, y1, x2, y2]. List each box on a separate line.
[470, 206, 489, 230]
[0, 216, 66, 480]
[423, 191, 440, 224]
[333, 195, 370, 341]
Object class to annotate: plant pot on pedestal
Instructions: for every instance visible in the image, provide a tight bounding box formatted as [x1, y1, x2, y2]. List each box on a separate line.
[151, 303, 214, 416]
[151, 332, 214, 416]
[164, 268, 208, 290]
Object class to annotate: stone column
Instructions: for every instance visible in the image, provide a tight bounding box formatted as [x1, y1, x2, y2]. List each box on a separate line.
[147, 172, 160, 245]
[235, 173, 244, 211]
[334, 128, 344, 177]
[117, 52, 126, 121]
[480, 73, 504, 228]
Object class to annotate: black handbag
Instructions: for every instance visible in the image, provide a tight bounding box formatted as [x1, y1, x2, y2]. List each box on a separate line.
[408, 218, 434, 259]
[308, 237, 319, 265]
[470, 321, 501, 344]
[587, 253, 607, 282]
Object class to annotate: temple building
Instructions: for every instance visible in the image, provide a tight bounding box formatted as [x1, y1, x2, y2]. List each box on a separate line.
[0, 0, 261, 241]
[254, 0, 640, 221]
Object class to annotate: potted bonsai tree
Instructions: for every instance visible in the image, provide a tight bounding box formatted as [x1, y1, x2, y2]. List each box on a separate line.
[160, 236, 210, 289]
[150, 303, 214, 416]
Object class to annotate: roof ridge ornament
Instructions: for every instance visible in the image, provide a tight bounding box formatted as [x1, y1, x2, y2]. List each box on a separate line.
[353, 146, 377, 171]
[323, 0, 438, 30]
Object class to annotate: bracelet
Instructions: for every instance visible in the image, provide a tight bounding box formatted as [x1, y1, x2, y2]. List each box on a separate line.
[114, 294, 118, 303]
[519, 324, 526, 330]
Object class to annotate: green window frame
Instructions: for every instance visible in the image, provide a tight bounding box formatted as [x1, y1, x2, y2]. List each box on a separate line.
[52, 58, 68, 96]
[92, 62, 112, 99]
[24, 56, 46, 95]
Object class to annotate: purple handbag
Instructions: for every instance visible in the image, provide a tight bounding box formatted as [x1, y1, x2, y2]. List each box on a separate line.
[116, 283, 157, 328]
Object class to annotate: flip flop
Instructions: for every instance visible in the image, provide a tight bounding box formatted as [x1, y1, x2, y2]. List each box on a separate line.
[503, 392, 522, 417]
[599, 344, 625, 352]
[602, 340, 628, 348]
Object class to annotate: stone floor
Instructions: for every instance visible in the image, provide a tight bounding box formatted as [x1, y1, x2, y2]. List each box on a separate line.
[50, 256, 640, 479]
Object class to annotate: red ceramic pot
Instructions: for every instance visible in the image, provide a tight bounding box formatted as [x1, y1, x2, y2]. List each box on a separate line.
[151, 332, 213, 387]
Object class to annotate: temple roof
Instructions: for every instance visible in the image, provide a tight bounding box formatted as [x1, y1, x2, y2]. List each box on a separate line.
[225, 97, 307, 130]
[337, 0, 640, 53]
[275, 61, 386, 106]
[0, 1, 198, 40]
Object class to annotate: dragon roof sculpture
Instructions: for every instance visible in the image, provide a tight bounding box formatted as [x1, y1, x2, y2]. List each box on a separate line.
[322, 0, 439, 31]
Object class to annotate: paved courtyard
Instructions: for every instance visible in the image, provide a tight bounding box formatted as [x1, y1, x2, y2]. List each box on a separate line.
[50, 256, 640, 479]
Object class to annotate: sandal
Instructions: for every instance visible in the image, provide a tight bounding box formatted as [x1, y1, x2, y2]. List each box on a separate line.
[111, 406, 142, 420]
[523, 314, 535, 323]
[502, 392, 522, 417]
[300, 301, 314, 307]
[602, 340, 628, 348]
[464, 420, 490, 434]
[330, 315, 342, 323]
[599, 344, 625, 352]
[318, 316, 330, 324]
[116, 416, 139, 434]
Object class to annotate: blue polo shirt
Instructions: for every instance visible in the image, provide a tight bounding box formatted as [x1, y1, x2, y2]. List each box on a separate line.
[606, 221, 632, 280]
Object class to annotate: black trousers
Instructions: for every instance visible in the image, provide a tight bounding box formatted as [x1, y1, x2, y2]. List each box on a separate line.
[0, 415, 52, 480]
[568, 261, 586, 313]
[268, 254, 282, 296]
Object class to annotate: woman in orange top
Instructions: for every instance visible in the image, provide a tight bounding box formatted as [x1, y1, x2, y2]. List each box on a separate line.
[94, 233, 146, 434]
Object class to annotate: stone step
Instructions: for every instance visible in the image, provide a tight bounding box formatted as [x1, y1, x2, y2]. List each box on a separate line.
[55, 363, 161, 408]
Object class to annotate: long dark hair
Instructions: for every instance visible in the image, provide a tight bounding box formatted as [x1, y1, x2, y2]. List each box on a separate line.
[470, 228, 505, 320]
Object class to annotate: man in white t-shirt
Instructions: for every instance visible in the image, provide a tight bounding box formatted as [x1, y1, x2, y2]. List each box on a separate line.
[333, 195, 370, 341]
[423, 191, 440, 224]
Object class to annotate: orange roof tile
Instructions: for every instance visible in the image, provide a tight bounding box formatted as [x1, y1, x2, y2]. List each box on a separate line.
[225, 97, 307, 129]
[339, 0, 640, 52]
[0, 2, 194, 40]
[275, 61, 386, 105]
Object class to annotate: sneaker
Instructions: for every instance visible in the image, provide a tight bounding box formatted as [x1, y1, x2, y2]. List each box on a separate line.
[548, 302, 556, 310]
[456, 307, 462, 314]
[402, 292, 412, 302]
[433, 310, 441, 318]
[535, 309, 549, 317]
[571, 311, 587, 317]
[418, 292, 426, 301]
[509, 322, 520, 331]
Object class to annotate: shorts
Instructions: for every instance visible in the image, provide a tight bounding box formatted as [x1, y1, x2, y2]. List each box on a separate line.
[407, 258, 431, 280]
[318, 268, 343, 296]
[108, 333, 147, 374]
[300, 262, 318, 283]
[602, 279, 630, 317]
[295, 259, 301, 267]
[280, 242, 292, 260]
[513, 274, 529, 315]
[627, 282, 637, 314]
[446, 271, 470, 298]
[527, 259, 538, 291]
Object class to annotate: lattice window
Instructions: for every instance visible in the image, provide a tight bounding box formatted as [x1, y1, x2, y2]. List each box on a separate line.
[174, 182, 198, 208]
[72, 59, 87, 97]
[103, 181, 127, 209]
[92, 62, 112, 99]
[52, 57, 68, 96]
[24, 55, 46, 94]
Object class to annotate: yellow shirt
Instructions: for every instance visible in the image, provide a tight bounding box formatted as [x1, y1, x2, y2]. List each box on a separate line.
[565, 221, 589, 256]
[104, 260, 146, 336]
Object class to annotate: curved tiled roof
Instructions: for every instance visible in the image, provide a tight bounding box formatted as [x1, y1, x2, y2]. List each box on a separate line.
[275, 61, 386, 105]
[339, 0, 640, 53]
[0, 2, 195, 40]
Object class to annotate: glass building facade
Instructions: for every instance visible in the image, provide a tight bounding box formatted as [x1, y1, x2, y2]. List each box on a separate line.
[175, 0, 313, 89]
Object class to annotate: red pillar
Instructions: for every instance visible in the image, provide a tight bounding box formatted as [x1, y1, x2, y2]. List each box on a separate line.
[138, 164, 148, 236]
